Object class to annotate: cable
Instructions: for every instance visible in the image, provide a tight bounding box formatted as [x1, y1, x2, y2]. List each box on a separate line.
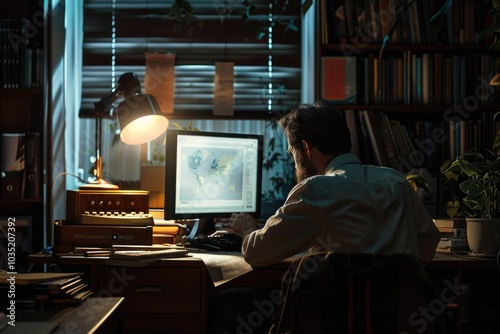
[48, 172, 87, 228]
[377, 0, 417, 102]
[429, 0, 452, 23]
[379, 0, 417, 53]
[376, 0, 453, 102]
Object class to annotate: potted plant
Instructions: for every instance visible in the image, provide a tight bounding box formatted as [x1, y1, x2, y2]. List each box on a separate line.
[439, 113, 500, 254]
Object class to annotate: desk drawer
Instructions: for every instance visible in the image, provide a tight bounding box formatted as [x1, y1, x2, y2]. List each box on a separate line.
[98, 265, 203, 314]
[122, 315, 202, 334]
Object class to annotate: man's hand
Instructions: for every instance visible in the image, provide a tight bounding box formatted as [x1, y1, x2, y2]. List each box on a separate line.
[224, 212, 258, 238]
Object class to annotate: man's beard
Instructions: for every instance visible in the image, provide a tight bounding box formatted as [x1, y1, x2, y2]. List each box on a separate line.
[295, 150, 318, 182]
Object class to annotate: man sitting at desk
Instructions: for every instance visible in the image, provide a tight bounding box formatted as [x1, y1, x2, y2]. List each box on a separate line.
[226, 101, 440, 267]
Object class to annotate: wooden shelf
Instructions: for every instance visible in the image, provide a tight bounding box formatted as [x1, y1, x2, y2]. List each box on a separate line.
[0, 198, 43, 205]
[1, 1, 46, 260]
[325, 104, 500, 113]
[0, 89, 43, 97]
[321, 43, 490, 53]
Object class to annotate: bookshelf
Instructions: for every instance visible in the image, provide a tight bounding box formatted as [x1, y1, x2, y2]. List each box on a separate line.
[316, 0, 499, 218]
[0, 1, 46, 268]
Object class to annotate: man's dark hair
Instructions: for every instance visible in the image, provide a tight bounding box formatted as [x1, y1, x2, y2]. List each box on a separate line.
[279, 101, 352, 156]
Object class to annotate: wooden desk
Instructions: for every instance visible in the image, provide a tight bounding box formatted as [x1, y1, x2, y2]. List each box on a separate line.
[29, 252, 500, 334]
[54, 256, 208, 334]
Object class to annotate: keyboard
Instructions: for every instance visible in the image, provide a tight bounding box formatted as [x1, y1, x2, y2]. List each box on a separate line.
[190, 232, 242, 251]
[110, 248, 189, 260]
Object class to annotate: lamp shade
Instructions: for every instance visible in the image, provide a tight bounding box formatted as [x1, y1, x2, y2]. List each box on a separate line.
[117, 93, 168, 145]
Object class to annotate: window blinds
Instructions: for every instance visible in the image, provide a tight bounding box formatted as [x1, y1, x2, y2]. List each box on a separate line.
[81, 0, 301, 119]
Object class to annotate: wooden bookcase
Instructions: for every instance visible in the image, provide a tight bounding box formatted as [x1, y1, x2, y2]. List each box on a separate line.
[0, 1, 46, 271]
[316, 0, 499, 218]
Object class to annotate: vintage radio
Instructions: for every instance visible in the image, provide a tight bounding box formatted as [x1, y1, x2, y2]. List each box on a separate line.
[66, 189, 150, 224]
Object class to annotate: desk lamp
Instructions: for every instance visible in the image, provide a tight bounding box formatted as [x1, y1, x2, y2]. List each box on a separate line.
[81, 72, 168, 189]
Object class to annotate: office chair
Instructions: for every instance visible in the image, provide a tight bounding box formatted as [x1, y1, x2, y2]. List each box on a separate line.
[270, 252, 445, 334]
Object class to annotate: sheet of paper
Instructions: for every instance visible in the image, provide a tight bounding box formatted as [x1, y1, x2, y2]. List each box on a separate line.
[213, 62, 234, 116]
[191, 252, 252, 287]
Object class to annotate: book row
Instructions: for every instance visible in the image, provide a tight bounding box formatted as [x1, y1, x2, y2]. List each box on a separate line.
[322, 54, 499, 106]
[321, 0, 488, 45]
[0, 18, 44, 89]
[0, 132, 42, 199]
[0, 272, 92, 308]
[345, 109, 499, 173]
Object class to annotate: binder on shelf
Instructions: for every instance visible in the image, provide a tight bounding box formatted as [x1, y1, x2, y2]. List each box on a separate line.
[25, 132, 41, 199]
[321, 56, 357, 104]
[0, 18, 43, 89]
[360, 110, 391, 167]
[0, 132, 41, 199]
[0, 133, 26, 199]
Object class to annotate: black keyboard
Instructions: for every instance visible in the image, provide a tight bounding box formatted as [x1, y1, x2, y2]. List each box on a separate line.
[190, 232, 242, 251]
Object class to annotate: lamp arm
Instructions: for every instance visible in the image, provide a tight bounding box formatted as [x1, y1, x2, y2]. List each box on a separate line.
[94, 89, 121, 115]
[80, 72, 143, 189]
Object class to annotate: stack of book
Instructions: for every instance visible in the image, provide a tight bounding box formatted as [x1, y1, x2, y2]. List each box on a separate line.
[433, 218, 469, 253]
[105, 247, 189, 267]
[0, 272, 92, 310]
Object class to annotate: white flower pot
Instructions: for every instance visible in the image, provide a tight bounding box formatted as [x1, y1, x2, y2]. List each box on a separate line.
[466, 218, 500, 255]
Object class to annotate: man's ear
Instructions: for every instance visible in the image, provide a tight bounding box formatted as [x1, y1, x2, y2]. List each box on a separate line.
[302, 140, 313, 159]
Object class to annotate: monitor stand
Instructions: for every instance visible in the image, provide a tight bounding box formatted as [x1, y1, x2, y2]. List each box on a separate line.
[186, 218, 218, 242]
[188, 218, 211, 241]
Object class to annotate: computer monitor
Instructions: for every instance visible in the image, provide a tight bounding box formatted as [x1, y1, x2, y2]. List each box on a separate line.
[164, 129, 263, 226]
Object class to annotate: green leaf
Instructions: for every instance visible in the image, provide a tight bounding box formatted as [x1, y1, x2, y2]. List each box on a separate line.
[460, 179, 484, 198]
[284, 20, 298, 33]
[494, 128, 500, 150]
[455, 159, 480, 177]
[405, 174, 430, 193]
[446, 200, 460, 218]
[171, 122, 185, 130]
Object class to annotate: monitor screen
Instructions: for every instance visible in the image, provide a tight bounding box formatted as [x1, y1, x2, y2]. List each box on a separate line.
[164, 129, 263, 221]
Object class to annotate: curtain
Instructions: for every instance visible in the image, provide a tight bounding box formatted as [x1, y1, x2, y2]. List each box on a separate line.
[47, 0, 84, 241]
[301, 0, 315, 103]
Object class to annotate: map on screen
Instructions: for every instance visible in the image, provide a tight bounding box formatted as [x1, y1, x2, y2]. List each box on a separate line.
[165, 130, 262, 219]
[180, 147, 244, 201]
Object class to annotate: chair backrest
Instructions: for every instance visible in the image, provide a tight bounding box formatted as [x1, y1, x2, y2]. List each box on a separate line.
[269, 252, 444, 334]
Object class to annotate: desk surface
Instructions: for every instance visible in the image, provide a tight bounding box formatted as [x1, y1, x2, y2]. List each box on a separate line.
[29, 250, 500, 287]
[432, 251, 500, 268]
[30, 250, 500, 268]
